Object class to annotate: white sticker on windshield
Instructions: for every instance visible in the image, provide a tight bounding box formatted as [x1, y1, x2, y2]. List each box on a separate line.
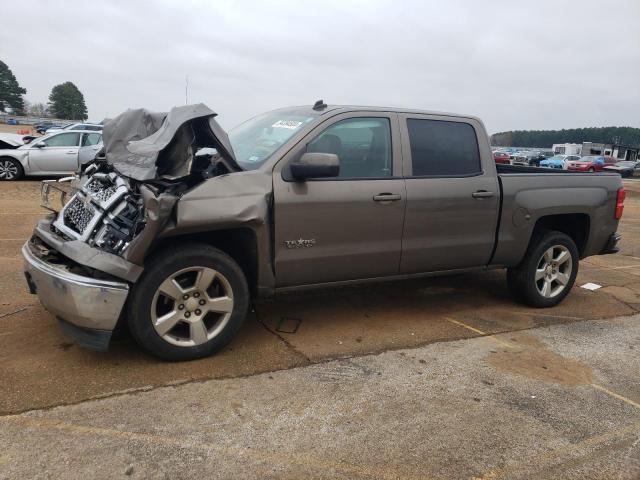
[271, 120, 303, 130]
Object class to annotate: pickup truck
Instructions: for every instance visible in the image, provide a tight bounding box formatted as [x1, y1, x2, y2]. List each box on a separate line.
[23, 102, 625, 361]
[0, 130, 103, 180]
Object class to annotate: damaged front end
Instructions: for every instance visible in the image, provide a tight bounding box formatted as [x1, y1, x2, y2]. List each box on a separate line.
[24, 103, 242, 349]
[38, 103, 240, 271]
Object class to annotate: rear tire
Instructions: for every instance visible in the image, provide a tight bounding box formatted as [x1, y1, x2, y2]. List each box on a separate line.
[0, 157, 24, 181]
[507, 231, 579, 308]
[127, 243, 249, 361]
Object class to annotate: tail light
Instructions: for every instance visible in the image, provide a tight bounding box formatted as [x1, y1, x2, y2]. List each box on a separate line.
[615, 187, 626, 219]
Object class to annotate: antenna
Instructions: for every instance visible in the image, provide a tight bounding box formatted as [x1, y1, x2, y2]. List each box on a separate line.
[185, 75, 189, 105]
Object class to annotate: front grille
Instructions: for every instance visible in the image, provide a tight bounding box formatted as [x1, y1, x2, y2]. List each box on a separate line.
[63, 197, 95, 234]
[85, 178, 117, 203]
[52, 171, 134, 245]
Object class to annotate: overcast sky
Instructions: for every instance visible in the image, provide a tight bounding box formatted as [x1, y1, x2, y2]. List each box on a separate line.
[2, 0, 639, 133]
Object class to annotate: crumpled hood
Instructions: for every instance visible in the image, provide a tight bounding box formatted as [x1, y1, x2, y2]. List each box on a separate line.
[0, 133, 26, 149]
[102, 103, 239, 181]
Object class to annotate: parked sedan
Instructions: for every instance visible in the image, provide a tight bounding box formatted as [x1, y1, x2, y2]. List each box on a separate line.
[35, 122, 65, 134]
[0, 130, 103, 180]
[540, 154, 581, 169]
[513, 150, 545, 167]
[46, 123, 103, 134]
[604, 160, 639, 178]
[493, 151, 511, 164]
[566, 156, 607, 172]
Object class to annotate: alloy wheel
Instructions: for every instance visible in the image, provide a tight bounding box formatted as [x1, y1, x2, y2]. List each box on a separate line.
[151, 266, 234, 347]
[535, 245, 572, 298]
[0, 160, 18, 180]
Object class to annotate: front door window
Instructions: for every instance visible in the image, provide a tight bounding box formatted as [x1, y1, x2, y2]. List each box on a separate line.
[307, 118, 392, 178]
[42, 132, 81, 147]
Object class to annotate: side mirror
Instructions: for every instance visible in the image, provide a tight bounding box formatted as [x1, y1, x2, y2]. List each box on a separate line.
[290, 152, 340, 181]
[34, 142, 46, 148]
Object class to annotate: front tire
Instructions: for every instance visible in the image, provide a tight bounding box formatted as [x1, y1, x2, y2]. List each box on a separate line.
[507, 231, 579, 308]
[0, 158, 24, 181]
[127, 244, 249, 361]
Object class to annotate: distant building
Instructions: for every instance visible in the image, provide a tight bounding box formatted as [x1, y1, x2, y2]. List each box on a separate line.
[612, 144, 639, 161]
[552, 143, 582, 155]
[552, 142, 639, 161]
[581, 142, 613, 156]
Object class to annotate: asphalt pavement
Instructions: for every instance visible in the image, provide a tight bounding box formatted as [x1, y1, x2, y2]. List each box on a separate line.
[0, 179, 639, 478]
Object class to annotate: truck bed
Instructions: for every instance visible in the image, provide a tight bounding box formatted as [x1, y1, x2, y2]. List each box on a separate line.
[491, 166, 622, 267]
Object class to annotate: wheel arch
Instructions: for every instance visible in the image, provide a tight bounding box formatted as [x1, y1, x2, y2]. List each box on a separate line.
[148, 228, 260, 298]
[531, 213, 590, 257]
[0, 154, 27, 177]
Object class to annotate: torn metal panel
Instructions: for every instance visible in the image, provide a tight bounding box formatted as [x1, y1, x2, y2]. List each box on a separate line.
[103, 103, 239, 181]
[123, 185, 178, 264]
[33, 217, 143, 282]
[0, 133, 27, 149]
[174, 170, 272, 230]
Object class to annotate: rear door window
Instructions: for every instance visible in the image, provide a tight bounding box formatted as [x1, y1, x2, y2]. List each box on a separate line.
[406, 119, 481, 177]
[82, 133, 102, 146]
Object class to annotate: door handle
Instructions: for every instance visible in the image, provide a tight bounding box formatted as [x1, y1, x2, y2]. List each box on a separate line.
[373, 193, 401, 202]
[472, 190, 494, 199]
[66, 150, 77, 154]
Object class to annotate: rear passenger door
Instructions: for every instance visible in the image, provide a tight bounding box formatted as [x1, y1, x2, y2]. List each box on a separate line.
[398, 114, 500, 273]
[79, 132, 103, 165]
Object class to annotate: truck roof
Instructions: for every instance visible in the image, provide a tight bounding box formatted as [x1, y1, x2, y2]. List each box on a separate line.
[283, 104, 482, 123]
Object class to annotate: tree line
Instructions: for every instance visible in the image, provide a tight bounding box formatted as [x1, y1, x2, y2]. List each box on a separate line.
[0, 60, 88, 120]
[491, 127, 640, 148]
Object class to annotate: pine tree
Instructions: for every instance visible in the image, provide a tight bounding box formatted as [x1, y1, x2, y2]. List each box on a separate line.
[0, 60, 27, 114]
[48, 81, 88, 120]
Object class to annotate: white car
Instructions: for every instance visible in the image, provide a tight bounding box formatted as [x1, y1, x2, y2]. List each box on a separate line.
[46, 123, 103, 135]
[0, 130, 103, 180]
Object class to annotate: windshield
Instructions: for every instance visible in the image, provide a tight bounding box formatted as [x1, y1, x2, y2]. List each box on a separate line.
[228, 109, 319, 170]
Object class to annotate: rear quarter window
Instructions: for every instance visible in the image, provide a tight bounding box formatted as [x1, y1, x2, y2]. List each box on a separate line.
[407, 119, 481, 177]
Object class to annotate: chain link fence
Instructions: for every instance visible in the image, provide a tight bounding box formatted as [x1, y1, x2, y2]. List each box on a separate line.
[0, 113, 83, 126]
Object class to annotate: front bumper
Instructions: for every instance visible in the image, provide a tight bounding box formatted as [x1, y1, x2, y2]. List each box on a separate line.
[22, 242, 129, 350]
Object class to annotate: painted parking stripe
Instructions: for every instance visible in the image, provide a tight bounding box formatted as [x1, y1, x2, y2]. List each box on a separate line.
[444, 317, 516, 349]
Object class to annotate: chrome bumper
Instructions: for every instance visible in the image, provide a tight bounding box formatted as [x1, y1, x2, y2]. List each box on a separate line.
[22, 242, 129, 333]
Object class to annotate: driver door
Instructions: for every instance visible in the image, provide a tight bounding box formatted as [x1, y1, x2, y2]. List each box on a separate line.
[28, 132, 81, 173]
[273, 112, 406, 287]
